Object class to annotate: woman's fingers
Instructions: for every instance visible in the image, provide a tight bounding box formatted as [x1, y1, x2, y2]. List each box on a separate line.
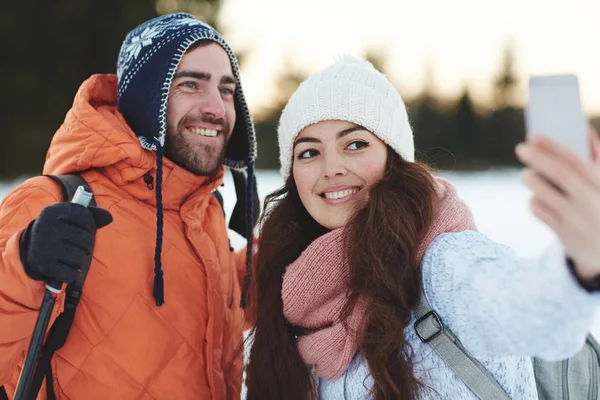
[516, 141, 586, 197]
[528, 135, 585, 172]
[521, 168, 570, 217]
[516, 130, 600, 277]
[529, 196, 561, 232]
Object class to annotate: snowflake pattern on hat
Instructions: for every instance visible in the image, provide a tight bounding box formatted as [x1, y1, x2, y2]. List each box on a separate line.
[117, 15, 213, 85]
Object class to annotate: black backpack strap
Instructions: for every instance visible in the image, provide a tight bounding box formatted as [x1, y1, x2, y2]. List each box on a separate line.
[25, 174, 96, 400]
[212, 189, 225, 216]
[228, 169, 259, 239]
[45, 174, 96, 208]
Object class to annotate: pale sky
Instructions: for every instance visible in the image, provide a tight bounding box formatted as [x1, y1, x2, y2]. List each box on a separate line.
[221, 0, 600, 116]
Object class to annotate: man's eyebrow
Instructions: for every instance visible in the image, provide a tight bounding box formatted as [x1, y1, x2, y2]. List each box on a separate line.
[221, 75, 237, 86]
[173, 71, 210, 81]
[172, 71, 237, 86]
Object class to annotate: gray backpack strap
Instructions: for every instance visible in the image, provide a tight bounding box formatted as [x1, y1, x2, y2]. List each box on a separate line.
[533, 334, 600, 400]
[414, 289, 511, 400]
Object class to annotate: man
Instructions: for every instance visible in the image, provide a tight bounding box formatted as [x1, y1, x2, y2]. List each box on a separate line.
[0, 13, 256, 399]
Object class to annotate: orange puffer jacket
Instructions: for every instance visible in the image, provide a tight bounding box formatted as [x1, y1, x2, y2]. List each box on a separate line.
[0, 74, 247, 399]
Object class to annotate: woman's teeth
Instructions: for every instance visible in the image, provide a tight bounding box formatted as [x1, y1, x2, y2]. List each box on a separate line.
[189, 127, 217, 137]
[323, 189, 358, 200]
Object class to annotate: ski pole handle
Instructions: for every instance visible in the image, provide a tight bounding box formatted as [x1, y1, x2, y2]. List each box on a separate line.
[71, 185, 93, 207]
[45, 185, 94, 293]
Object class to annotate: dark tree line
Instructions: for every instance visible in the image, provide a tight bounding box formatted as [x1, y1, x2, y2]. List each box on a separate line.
[1, 1, 596, 178]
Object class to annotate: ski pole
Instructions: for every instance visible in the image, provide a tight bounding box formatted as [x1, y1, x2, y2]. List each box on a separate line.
[13, 186, 93, 400]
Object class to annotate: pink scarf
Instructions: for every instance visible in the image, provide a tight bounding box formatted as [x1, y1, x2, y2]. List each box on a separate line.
[281, 178, 477, 381]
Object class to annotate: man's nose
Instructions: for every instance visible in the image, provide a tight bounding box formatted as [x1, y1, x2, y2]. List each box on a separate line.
[199, 89, 226, 119]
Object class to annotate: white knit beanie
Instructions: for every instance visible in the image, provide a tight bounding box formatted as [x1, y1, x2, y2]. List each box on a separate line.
[277, 55, 414, 179]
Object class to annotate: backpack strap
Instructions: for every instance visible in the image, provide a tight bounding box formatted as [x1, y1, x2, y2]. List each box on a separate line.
[212, 189, 225, 214]
[228, 168, 259, 239]
[24, 174, 96, 400]
[46, 175, 96, 209]
[413, 288, 511, 400]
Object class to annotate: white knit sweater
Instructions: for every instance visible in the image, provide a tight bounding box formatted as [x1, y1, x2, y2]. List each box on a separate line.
[318, 231, 600, 399]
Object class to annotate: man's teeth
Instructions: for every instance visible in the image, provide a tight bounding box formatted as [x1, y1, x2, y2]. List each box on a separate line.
[189, 127, 217, 137]
[323, 189, 358, 200]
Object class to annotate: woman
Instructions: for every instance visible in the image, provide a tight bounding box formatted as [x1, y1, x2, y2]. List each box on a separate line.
[244, 56, 600, 399]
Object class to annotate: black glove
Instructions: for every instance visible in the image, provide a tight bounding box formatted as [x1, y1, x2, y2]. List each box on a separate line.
[19, 202, 113, 284]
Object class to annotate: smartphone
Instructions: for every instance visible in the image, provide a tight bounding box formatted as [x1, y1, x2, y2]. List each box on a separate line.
[525, 74, 589, 161]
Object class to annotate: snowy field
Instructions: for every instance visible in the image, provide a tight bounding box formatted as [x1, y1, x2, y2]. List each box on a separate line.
[2, 169, 600, 339]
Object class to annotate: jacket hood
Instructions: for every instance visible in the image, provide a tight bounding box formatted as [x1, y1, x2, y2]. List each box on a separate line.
[43, 73, 224, 210]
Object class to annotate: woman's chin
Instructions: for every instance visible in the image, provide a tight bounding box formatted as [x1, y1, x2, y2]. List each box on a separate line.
[314, 214, 351, 231]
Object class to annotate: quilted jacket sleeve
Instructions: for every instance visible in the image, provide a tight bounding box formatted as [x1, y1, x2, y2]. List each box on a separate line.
[0, 177, 65, 385]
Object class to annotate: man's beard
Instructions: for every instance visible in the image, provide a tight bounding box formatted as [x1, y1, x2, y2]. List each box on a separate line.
[164, 114, 232, 176]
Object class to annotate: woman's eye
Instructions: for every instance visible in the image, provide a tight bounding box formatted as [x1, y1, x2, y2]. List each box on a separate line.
[347, 141, 368, 150]
[297, 149, 319, 159]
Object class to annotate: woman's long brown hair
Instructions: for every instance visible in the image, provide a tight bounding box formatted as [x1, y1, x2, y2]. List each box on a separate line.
[245, 147, 438, 399]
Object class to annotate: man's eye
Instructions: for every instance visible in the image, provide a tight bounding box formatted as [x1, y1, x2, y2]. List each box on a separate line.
[181, 82, 197, 89]
[347, 141, 368, 150]
[220, 87, 235, 96]
[297, 149, 318, 159]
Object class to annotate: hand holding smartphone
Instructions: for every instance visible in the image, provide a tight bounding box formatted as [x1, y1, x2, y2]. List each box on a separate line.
[518, 75, 600, 280]
[525, 74, 589, 161]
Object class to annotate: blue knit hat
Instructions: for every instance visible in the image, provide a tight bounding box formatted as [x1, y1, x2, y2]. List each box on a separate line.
[116, 13, 257, 307]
